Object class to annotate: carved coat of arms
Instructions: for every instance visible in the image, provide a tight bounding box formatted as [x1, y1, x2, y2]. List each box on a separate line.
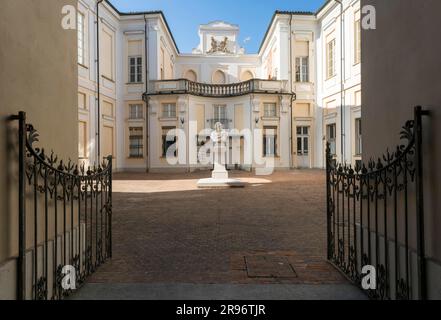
[207, 36, 231, 54]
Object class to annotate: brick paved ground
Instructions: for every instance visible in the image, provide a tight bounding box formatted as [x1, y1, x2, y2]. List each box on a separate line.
[86, 169, 352, 286]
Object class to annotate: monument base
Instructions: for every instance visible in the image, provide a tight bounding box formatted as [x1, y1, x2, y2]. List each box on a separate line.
[197, 178, 245, 188]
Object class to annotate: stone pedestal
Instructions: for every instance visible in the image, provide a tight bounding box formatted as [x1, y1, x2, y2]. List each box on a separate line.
[197, 124, 245, 188]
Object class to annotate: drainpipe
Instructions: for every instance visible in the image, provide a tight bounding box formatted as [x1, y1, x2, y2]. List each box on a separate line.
[144, 15, 150, 172]
[96, 0, 104, 162]
[335, 0, 345, 163]
[289, 14, 293, 169]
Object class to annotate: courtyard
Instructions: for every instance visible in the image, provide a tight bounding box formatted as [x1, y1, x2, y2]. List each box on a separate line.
[71, 170, 366, 300]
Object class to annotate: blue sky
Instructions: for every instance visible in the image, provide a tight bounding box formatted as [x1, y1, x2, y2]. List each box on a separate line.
[109, 0, 326, 53]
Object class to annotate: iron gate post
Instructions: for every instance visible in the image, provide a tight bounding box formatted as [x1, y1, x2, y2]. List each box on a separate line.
[325, 142, 332, 261]
[108, 155, 112, 258]
[414, 106, 428, 300]
[17, 111, 26, 300]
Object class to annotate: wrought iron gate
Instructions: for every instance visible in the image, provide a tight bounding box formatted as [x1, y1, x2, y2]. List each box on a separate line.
[326, 106, 428, 300]
[11, 112, 112, 300]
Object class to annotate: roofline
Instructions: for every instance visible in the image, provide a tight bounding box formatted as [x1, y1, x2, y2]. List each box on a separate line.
[258, 10, 315, 54]
[104, 0, 180, 54]
[315, 0, 334, 17]
[257, 0, 338, 54]
[105, 0, 335, 56]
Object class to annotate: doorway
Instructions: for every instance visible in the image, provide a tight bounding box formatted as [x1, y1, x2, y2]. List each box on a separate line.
[296, 126, 310, 168]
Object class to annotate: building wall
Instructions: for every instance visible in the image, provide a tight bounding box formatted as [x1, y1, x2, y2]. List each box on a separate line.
[316, 0, 362, 168]
[77, 1, 362, 172]
[362, 0, 441, 298]
[0, 0, 78, 298]
[78, 0, 119, 169]
[77, 1, 180, 172]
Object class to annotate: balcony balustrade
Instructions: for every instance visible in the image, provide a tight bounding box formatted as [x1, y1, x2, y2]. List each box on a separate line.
[145, 78, 291, 98]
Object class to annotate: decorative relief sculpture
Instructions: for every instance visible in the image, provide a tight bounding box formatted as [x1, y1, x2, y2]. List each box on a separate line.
[207, 36, 232, 54]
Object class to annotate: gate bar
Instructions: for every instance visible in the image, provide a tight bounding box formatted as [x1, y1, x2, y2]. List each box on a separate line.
[414, 106, 429, 300]
[9, 112, 27, 300]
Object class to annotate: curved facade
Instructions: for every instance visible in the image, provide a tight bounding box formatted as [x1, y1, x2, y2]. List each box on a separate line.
[77, 0, 362, 172]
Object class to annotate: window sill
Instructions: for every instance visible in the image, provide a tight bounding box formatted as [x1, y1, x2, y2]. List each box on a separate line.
[128, 156, 144, 159]
[159, 117, 178, 121]
[261, 116, 280, 121]
[126, 82, 144, 85]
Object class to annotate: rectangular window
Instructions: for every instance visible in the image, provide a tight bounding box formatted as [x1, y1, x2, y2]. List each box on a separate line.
[354, 19, 361, 64]
[296, 126, 310, 155]
[263, 126, 277, 157]
[327, 39, 336, 79]
[77, 12, 85, 65]
[213, 105, 228, 128]
[263, 103, 277, 117]
[355, 118, 362, 155]
[295, 57, 309, 82]
[129, 56, 142, 83]
[129, 127, 143, 158]
[162, 127, 177, 157]
[213, 105, 227, 120]
[129, 104, 143, 119]
[162, 103, 176, 118]
[326, 123, 336, 156]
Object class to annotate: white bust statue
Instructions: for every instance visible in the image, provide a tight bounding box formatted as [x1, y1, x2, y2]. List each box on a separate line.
[210, 122, 228, 145]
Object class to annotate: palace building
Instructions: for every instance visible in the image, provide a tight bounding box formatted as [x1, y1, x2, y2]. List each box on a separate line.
[77, 0, 362, 172]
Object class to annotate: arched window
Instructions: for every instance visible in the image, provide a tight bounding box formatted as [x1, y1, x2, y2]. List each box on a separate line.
[212, 70, 226, 84]
[240, 70, 254, 81]
[184, 69, 197, 82]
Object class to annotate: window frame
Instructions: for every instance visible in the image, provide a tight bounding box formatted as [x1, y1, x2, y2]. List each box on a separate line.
[326, 39, 336, 79]
[129, 127, 144, 158]
[263, 103, 277, 118]
[77, 12, 85, 65]
[129, 104, 143, 119]
[296, 126, 310, 156]
[295, 56, 309, 83]
[162, 103, 177, 118]
[354, 18, 362, 65]
[161, 126, 177, 158]
[326, 123, 337, 156]
[213, 104, 227, 120]
[128, 56, 143, 83]
[263, 126, 278, 157]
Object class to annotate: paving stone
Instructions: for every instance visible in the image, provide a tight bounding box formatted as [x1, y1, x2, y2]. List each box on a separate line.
[85, 170, 355, 286]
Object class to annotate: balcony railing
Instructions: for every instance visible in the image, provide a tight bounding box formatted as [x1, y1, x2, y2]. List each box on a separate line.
[145, 78, 291, 98]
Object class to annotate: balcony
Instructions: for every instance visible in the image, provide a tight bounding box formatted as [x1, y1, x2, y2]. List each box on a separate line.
[145, 78, 292, 98]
